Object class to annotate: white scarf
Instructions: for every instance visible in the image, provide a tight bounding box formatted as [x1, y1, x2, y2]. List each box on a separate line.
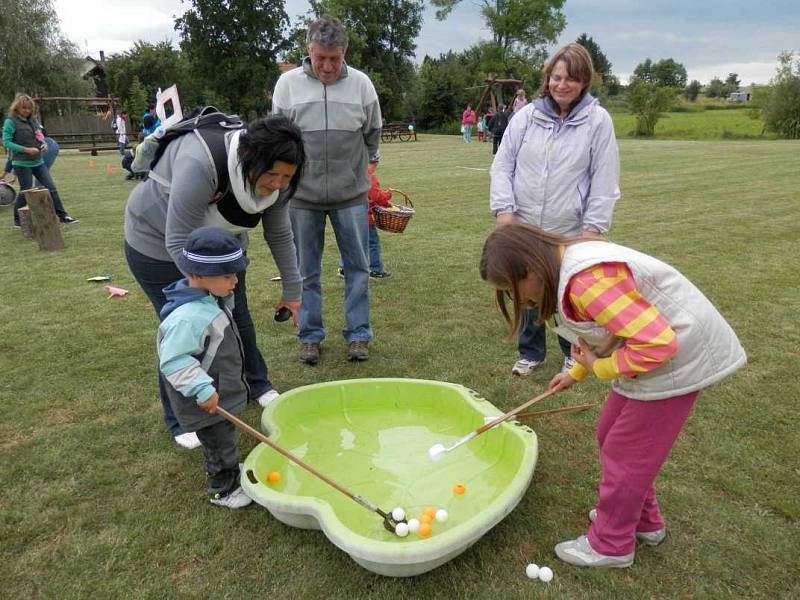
[226, 129, 279, 213]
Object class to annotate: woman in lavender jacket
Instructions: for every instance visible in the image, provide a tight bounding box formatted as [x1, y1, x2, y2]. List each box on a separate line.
[489, 43, 621, 377]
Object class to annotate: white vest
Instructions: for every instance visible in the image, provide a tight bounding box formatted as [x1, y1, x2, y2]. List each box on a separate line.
[551, 241, 746, 400]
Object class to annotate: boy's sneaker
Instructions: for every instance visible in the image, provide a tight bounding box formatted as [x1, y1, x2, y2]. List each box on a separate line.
[337, 267, 345, 278]
[369, 270, 392, 279]
[174, 431, 201, 449]
[256, 389, 280, 407]
[209, 486, 252, 509]
[555, 535, 634, 568]
[589, 508, 667, 546]
[348, 340, 369, 361]
[562, 356, 577, 372]
[12, 221, 21, 230]
[511, 358, 541, 376]
[300, 342, 320, 365]
[60, 215, 79, 224]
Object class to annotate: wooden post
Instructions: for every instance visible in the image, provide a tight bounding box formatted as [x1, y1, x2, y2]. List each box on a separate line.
[18, 207, 33, 239]
[23, 187, 65, 251]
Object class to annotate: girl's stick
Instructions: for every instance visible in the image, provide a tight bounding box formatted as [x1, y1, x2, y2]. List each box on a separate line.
[515, 402, 597, 420]
[216, 407, 404, 532]
[427, 388, 557, 462]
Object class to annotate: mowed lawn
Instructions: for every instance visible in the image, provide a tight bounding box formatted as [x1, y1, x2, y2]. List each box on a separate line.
[1, 134, 798, 599]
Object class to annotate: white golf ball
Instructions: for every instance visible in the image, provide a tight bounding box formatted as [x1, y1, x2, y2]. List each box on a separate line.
[525, 563, 539, 579]
[407, 518, 420, 533]
[392, 507, 406, 522]
[435, 509, 449, 523]
[394, 522, 409, 537]
[428, 443, 446, 462]
[538, 566, 553, 583]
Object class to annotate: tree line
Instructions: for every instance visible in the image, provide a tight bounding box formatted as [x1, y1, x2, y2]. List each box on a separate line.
[1, 0, 798, 139]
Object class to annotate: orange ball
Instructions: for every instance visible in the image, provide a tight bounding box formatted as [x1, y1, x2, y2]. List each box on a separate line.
[267, 471, 281, 484]
[419, 513, 433, 524]
[422, 507, 436, 519]
[453, 483, 466, 496]
[418, 522, 432, 538]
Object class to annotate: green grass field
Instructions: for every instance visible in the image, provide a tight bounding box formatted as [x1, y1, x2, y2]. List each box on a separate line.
[1, 134, 798, 599]
[612, 107, 771, 140]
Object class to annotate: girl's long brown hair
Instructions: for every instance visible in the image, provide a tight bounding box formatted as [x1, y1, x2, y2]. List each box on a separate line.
[479, 223, 603, 337]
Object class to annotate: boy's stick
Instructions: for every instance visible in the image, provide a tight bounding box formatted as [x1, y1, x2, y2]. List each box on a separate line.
[216, 407, 405, 533]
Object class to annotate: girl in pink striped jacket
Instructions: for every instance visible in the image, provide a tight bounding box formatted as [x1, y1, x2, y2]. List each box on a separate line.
[480, 223, 746, 569]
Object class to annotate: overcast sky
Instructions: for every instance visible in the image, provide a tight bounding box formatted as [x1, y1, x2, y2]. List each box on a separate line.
[54, 0, 799, 85]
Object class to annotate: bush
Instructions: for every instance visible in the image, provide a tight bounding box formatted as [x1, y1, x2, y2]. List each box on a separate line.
[754, 52, 800, 139]
[626, 82, 678, 136]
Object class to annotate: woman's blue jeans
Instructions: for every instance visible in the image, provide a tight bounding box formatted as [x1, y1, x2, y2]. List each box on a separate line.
[519, 307, 572, 361]
[13, 164, 67, 222]
[290, 203, 372, 344]
[124, 242, 272, 436]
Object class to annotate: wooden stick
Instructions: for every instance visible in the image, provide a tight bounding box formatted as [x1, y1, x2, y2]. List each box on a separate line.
[515, 402, 598, 420]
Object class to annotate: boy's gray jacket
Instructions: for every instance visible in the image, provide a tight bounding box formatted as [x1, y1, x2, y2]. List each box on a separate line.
[553, 241, 747, 400]
[271, 57, 382, 210]
[158, 282, 247, 431]
[489, 96, 620, 235]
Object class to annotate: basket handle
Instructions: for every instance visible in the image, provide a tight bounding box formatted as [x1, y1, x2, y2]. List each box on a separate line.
[389, 189, 413, 208]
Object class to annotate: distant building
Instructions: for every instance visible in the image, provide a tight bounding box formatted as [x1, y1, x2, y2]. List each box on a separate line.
[83, 51, 109, 98]
[727, 91, 752, 102]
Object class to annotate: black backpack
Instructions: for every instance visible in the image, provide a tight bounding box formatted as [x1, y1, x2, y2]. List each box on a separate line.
[150, 107, 262, 228]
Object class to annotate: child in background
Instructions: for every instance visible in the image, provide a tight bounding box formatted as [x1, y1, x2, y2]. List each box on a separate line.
[480, 223, 746, 568]
[477, 115, 485, 142]
[338, 160, 393, 279]
[158, 227, 253, 508]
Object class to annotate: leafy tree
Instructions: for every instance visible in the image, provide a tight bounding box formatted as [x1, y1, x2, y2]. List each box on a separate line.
[287, 0, 424, 119]
[575, 33, 612, 81]
[430, 0, 566, 75]
[721, 72, 741, 97]
[632, 58, 687, 88]
[0, 0, 89, 110]
[753, 52, 800, 139]
[175, 0, 291, 117]
[123, 77, 149, 129]
[416, 51, 475, 128]
[685, 80, 701, 101]
[626, 82, 677, 136]
[105, 41, 199, 116]
[705, 76, 725, 98]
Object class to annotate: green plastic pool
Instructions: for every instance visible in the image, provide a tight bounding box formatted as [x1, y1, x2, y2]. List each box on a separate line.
[241, 378, 538, 577]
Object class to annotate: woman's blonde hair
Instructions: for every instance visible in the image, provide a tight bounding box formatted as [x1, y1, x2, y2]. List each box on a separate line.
[479, 223, 603, 336]
[8, 94, 36, 118]
[538, 43, 595, 107]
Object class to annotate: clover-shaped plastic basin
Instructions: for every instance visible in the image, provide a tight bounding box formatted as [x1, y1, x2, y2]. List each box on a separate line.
[241, 378, 537, 577]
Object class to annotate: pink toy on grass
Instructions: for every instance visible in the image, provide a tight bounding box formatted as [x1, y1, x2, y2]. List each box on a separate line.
[104, 285, 129, 299]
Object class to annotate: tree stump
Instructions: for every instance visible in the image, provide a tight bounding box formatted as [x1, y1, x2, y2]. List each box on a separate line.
[24, 187, 65, 251]
[18, 206, 33, 240]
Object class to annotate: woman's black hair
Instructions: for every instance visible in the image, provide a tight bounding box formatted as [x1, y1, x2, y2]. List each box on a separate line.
[237, 115, 306, 198]
[142, 114, 155, 128]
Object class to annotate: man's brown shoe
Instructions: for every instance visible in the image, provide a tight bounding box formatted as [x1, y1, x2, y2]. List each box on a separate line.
[300, 342, 320, 365]
[348, 340, 369, 361]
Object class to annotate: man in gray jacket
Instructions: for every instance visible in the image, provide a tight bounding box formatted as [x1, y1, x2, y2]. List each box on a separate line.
[272, 15, 382, 364]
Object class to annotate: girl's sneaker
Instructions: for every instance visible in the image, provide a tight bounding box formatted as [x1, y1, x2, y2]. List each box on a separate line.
[209, 486, 252, 509]
[369, 270, 391, 279]
[589, 508, 666, 546]
[555, 535, 634, 568]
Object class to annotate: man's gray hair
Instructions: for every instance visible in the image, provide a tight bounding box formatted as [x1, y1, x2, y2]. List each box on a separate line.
[306, 15, 348, 49]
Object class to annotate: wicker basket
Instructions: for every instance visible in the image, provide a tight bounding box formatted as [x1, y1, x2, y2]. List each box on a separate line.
[374, 190, 414, 233]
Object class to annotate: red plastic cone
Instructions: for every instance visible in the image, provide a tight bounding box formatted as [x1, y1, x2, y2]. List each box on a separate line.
[88, 159, 95, 168]
[106, 164, 113, 175]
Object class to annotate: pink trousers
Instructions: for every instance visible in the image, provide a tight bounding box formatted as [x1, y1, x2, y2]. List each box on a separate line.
[587, 388, 699, 556]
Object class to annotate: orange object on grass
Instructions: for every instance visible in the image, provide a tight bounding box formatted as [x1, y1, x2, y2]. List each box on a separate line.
[453, 483, 466, 495]
[418, 522, 432, 538]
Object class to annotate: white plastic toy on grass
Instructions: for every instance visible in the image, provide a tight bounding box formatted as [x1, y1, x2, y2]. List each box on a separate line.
[525, 563, 540, 579]
[538, 566, 554, 583]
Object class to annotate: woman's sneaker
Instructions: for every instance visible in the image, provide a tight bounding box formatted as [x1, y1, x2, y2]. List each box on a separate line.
[60, 215, 80, 224]
[589, 508, 666, 546]
[209, 486, 252, 509]
[511, 358, 541, 376]
[369, 270, 392, 279]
